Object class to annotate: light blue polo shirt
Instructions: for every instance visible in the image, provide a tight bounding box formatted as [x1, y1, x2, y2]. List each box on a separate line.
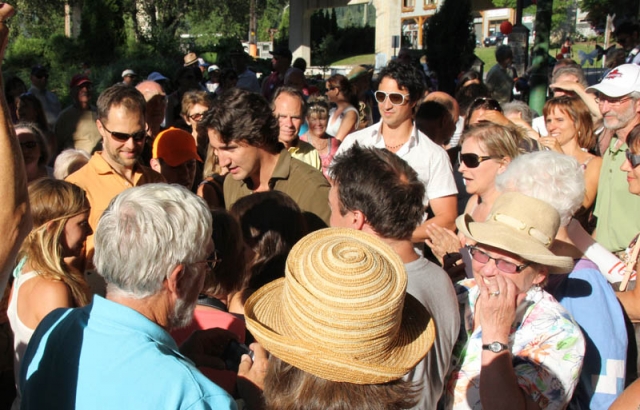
[21, 295, 237, 410]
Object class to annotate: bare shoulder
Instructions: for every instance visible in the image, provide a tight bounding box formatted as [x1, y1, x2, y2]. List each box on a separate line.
[19, 275, 73, 327]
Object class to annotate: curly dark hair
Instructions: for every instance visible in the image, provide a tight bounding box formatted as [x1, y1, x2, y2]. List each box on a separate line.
[377, 60, 425, 103]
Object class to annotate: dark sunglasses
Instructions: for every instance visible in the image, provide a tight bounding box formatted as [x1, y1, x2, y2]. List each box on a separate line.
[100, 121, 147, 142]
[458, 152, 500, 168]
[374, 90, 410, 106]
[34, 74, 49, 79]
[470, 97, 503, 113]
[19, 141, 38, 149]
[626, 149, 640, 168]
[467, 245, 529, 274]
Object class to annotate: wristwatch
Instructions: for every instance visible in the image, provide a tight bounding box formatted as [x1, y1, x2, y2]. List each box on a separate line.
[482, 341, 509, 353]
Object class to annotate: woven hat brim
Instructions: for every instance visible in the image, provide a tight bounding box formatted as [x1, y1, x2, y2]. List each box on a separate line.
[245, 278, 436, 384]
[456, 214, 574, 274]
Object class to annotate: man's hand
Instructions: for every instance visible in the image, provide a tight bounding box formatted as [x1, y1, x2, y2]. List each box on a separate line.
[179, 328, 238, 370]
[237, 342, 268, 410]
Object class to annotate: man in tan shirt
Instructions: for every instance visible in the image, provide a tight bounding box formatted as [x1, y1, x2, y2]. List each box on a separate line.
[66, 84, 164, 259]
[55, 74, 101, 154]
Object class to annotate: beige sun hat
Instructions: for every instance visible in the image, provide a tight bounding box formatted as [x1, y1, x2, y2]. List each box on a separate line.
[456, 191, 574, 274]
[245, 227, 435, 384]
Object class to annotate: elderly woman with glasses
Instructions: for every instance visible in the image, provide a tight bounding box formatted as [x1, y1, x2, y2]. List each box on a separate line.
[425, 123, 522, 266]
[442, 191, 585, 410]
[299, 96, 340, 178]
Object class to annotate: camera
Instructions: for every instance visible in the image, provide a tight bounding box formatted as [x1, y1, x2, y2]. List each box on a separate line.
[221, 339, 253, 372]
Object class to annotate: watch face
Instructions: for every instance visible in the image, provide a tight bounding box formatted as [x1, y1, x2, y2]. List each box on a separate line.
[489, 342, 503, 352]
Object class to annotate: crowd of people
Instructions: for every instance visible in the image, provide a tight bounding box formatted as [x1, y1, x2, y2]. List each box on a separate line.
[2, 2, 640, 408]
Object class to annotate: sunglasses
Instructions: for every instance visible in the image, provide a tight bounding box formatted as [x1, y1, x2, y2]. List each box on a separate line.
[374, 90, 411, 106]
[626, 149, 640, 168]
[467, 245, 529, 274]
[19, 141, 38, 149]
[188, 111, 208, 122]
[458, 152, 500, 168]
[100, 121, 147, 142]
[470, 97, 502, 112]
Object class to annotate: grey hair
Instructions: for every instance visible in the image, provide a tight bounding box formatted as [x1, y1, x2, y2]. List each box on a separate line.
[53, 149, 90, 180]
[631, 91, 640, 100]
[94, 183, 212, 299]
[495, 151, 585, 227]
[502, 101, 537, 125]
[551, 66, 588, 88]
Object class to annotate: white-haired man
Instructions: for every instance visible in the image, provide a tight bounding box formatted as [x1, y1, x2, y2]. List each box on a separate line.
[20, 184, 238, 409]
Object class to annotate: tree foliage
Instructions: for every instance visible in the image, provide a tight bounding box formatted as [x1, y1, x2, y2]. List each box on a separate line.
[426, 0, 476, 95]
[579, 0, 639, 29]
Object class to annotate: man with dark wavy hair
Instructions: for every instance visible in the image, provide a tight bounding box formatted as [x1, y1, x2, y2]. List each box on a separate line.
[329, 144, 459, 409]
[200, 88, 330, 229]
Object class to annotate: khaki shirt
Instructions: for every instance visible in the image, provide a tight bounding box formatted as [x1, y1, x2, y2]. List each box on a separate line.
[66, 152, 165, 258]
[224, 149, 330, 229]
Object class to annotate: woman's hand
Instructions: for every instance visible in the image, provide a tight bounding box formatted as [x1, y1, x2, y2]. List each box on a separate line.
[425, 223, 462, 265]
[475, 273, 527, 342]
[538, 136, 565, 154]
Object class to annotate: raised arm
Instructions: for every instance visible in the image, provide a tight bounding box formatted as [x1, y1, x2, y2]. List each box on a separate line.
[0, 3, 32, 295]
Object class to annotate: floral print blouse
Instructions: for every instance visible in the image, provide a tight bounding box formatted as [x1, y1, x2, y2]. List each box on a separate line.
[442, 279, 585, 410]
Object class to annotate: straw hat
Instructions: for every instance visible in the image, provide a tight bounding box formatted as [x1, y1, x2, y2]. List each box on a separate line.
[245, 228, 435, 384]
[456, 192, 574, 273]
[184, 52, 198, 66]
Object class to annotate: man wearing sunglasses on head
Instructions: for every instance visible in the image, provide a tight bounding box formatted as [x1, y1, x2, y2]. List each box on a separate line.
[66, 84, 165, 261]
[336, 60, 457, 247]
[585, 64, 640, 253]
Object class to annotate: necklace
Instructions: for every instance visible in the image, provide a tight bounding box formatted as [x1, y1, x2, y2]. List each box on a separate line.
[385, 142, 405, 150]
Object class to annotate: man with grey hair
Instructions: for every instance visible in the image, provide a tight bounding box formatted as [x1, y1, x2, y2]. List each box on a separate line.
[19, 184, 238, 409]
[588, 63, 640, 252]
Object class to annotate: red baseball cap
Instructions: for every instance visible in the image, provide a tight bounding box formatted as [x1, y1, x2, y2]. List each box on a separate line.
[69, 74, 92, 89]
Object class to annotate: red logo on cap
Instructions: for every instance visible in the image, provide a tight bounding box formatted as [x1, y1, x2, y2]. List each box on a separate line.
[606, 68, 623, 79]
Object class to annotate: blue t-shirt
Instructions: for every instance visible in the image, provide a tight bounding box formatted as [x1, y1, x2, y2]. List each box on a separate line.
[21, 295, 236, 410]
[547, 259, 627, 409]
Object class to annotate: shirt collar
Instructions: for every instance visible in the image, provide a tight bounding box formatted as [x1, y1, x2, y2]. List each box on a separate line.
[370, 121, 419, 152]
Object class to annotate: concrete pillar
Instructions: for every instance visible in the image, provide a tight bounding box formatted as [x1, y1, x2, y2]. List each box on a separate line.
[374, 0, 401, 66]
[289, 1, 312, 65]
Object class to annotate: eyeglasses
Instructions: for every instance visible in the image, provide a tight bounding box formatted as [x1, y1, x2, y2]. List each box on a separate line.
[626, 149, 640, 168]
[374, 91, 411, 106]
[19, 141, 38, 149]
[188, 111, 208, 122]
[100, 121, 147, 142]
[467, 245, 529, 274]
[595, 95, 633, 107]
[458, 152, 500, 168]
[195, 250, 222, 271]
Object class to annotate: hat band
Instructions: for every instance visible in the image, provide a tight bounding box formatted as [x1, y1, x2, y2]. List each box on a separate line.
[492, 213, 552, 246]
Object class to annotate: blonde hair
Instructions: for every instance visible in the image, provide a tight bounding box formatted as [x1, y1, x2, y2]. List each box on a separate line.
[460, 123, 523, 159]
[18, 179, 91, 306]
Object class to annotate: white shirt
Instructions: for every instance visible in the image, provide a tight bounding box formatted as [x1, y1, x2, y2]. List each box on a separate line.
[532, 115, 548, 137]
[336, 121, 457, 206]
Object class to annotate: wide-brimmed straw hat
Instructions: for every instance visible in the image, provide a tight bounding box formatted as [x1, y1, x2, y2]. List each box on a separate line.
[245, 228, 435, 384]
[456, 192, 574, 274]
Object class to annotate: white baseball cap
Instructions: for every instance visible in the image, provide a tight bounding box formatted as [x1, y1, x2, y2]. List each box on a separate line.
[586, 64, 640, 97]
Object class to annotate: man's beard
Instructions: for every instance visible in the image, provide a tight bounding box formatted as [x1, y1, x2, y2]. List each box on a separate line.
[168, 295, 197, 330]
